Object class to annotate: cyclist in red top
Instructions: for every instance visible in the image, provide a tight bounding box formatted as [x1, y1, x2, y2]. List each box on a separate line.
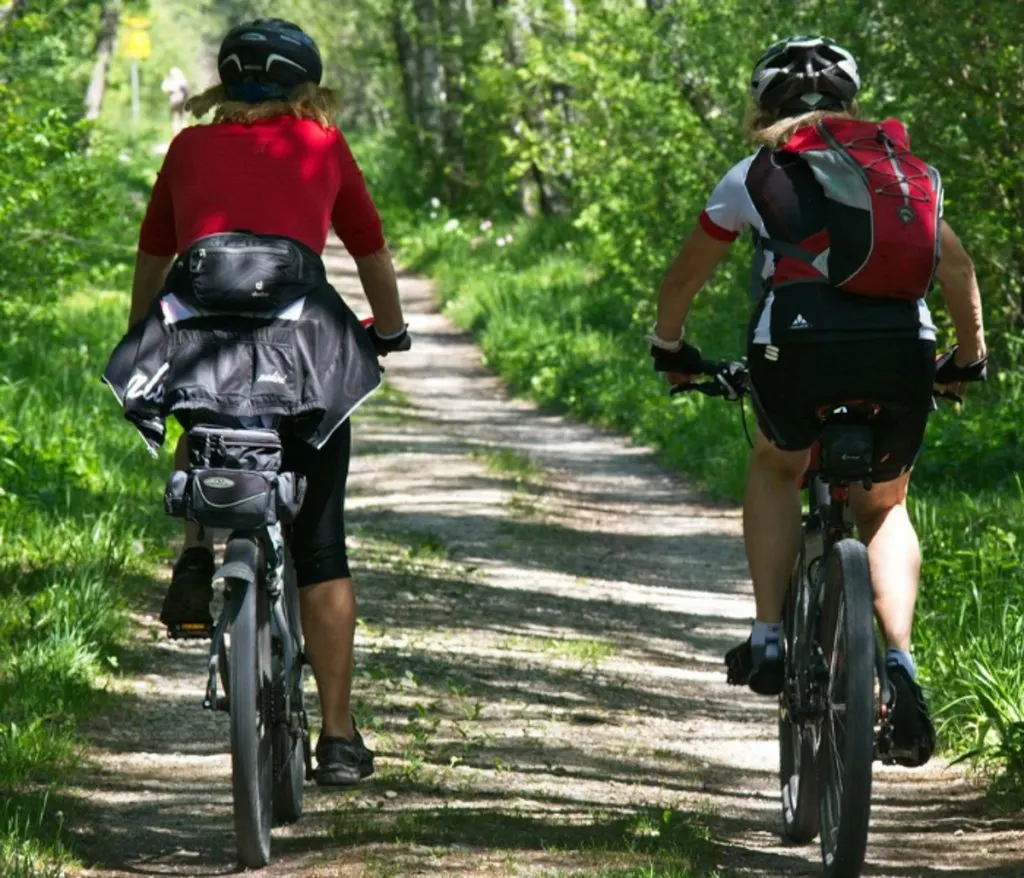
[127, 19, 407, 786]
[648, 37, 987, 766]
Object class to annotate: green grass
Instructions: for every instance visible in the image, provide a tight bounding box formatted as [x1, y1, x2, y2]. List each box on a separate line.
[471, 446, 546, 484]
[0, 794, 71, 878]
[378, 196, 1024, 786]
[352, 526, 457, 568]
[500, 635, 618, 665]
[0, 292, 174, 866]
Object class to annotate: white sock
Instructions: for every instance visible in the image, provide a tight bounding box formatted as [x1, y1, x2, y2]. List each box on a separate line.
[751, 620, 783, 662]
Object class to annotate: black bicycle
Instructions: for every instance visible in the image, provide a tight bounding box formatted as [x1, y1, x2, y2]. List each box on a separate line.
[164, 424, 311, 869]
[672, 358, 967, 878]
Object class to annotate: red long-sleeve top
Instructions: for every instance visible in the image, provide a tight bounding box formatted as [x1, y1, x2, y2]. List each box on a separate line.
[138, 115, 385, 258]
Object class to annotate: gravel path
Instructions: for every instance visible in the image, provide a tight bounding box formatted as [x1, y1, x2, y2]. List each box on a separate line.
[67, 244, 1024, 877]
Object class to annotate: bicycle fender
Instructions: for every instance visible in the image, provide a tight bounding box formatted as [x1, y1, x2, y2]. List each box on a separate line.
[214, 535, 260, 585]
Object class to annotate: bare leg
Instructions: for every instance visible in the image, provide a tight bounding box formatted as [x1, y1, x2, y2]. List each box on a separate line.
[300, 577, 357, 740]
[849, 473, 918, 652]
[743, 430, 811, 623]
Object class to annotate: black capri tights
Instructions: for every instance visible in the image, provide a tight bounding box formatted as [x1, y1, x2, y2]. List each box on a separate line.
[282, 419, 352, 586]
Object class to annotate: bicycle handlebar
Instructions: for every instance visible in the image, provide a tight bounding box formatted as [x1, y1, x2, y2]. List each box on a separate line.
[668, 353, 973, 406]
[668, 360, 749, 401]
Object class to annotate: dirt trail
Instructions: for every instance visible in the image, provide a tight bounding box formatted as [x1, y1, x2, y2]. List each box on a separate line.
[69, 245, 1024, 877]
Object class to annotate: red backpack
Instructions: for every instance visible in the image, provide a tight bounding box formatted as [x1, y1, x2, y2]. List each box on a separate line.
[764, 117, 943, 300]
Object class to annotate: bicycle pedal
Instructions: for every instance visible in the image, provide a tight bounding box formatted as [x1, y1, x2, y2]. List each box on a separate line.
[167, 621, 214, 640]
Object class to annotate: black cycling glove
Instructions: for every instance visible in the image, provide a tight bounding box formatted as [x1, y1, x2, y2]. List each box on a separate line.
[650, 340, 704, 374]
[935, 346, 987, 383]
[366, 324, 412, 357]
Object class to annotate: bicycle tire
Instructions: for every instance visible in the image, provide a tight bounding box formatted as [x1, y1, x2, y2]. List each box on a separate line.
[778, 534, 820, 844]
[227, 539, 273, 868]
[818, 538, 875, 878]
[272, 558, 306, 825]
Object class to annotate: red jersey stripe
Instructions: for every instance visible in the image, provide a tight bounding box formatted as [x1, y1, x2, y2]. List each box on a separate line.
[698, 210, 740, 242]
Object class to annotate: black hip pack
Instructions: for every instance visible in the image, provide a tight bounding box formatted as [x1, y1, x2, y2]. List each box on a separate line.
[173, 232, 327, 313]
[164, 425, 306, 530]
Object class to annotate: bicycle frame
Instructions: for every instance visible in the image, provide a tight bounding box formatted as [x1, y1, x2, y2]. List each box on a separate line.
[786, 472, 842, 725]
[202, 524, 297, 715]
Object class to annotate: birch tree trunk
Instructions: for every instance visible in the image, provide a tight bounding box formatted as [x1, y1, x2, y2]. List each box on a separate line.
[83, 0, 122, 122]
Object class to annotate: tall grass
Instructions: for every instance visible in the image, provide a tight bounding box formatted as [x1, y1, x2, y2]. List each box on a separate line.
[376, 189, 1024, 785]
[0, 293, 175, 869]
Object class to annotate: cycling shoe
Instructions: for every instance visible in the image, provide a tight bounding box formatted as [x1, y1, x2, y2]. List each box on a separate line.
[726, 636, 784, 696]
[883, 662, 936, 767]
[160, 547, 215, 636]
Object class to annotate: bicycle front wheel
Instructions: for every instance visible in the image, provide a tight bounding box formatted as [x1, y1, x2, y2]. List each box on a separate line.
[818, 538, 875, 878]
[226, 538, 273, 868]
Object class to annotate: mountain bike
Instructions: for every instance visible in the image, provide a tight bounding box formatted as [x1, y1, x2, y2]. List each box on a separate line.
[672, 359, 961, 878]
[164, 424, 311, 869]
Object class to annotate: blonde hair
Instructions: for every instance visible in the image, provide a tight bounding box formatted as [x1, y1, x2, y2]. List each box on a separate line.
[746, 100, 860, 148]
[185, 81, 339, 128]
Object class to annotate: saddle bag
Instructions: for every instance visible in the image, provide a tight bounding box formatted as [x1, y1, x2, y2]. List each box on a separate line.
[164, 426, 306, 529]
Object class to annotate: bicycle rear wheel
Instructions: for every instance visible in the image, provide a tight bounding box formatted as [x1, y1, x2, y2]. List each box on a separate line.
[818, 538, 875, 878]
[272, 556, 306, 825]
[226, 537, 273, 868]
[778, 533, 820, 844]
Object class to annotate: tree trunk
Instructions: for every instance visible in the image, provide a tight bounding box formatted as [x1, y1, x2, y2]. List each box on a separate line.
[83, 0, 122, 122]
[392, 7, 421, 133]
[413, 0, 445, 163]
[439, 0, 467, 202]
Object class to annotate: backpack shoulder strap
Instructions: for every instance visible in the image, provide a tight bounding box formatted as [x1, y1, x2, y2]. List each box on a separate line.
[759, 236, 818, 265]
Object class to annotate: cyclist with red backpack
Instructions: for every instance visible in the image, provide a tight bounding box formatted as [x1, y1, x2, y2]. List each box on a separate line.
[648, 36, 987, 765]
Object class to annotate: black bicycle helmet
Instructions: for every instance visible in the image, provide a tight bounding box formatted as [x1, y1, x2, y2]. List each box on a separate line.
[750, 36, 859, 116]
[218, 18, 322, 102]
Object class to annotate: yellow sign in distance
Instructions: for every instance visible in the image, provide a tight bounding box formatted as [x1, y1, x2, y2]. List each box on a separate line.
[121, 15, 152, 60]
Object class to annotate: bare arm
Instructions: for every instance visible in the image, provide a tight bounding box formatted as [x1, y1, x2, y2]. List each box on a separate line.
[935, 220, 986, 363]
[355, 245, 405, 336]
[655, 224, 735, 342]
[128, 250, 175, 330]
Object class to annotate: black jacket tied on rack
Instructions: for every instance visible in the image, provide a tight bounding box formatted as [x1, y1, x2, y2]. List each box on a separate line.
[102, 233, 382, 455]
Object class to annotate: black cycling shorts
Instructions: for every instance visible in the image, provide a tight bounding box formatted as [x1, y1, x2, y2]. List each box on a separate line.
[747, 338, 936, 483]
[282, 420, 352, 586]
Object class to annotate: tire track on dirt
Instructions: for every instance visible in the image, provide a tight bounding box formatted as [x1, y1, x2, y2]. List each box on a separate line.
[68, 243, 1024, 877]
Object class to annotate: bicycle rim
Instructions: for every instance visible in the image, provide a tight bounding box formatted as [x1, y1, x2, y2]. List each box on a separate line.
[778, 533, 820, 843]
[228, 554, 273, 868]
[272, 560, 306, 825]
[818, 539, 875, 878]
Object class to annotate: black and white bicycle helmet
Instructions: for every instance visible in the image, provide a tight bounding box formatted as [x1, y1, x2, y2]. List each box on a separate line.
[750, 36, 859, 115]
[218, 19, 322, 102]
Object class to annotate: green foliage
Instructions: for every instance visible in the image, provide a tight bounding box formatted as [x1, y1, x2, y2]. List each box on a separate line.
[0, 292, 176, 862]
[0, 2, 146, 299]
[0, 1, 175, 866]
